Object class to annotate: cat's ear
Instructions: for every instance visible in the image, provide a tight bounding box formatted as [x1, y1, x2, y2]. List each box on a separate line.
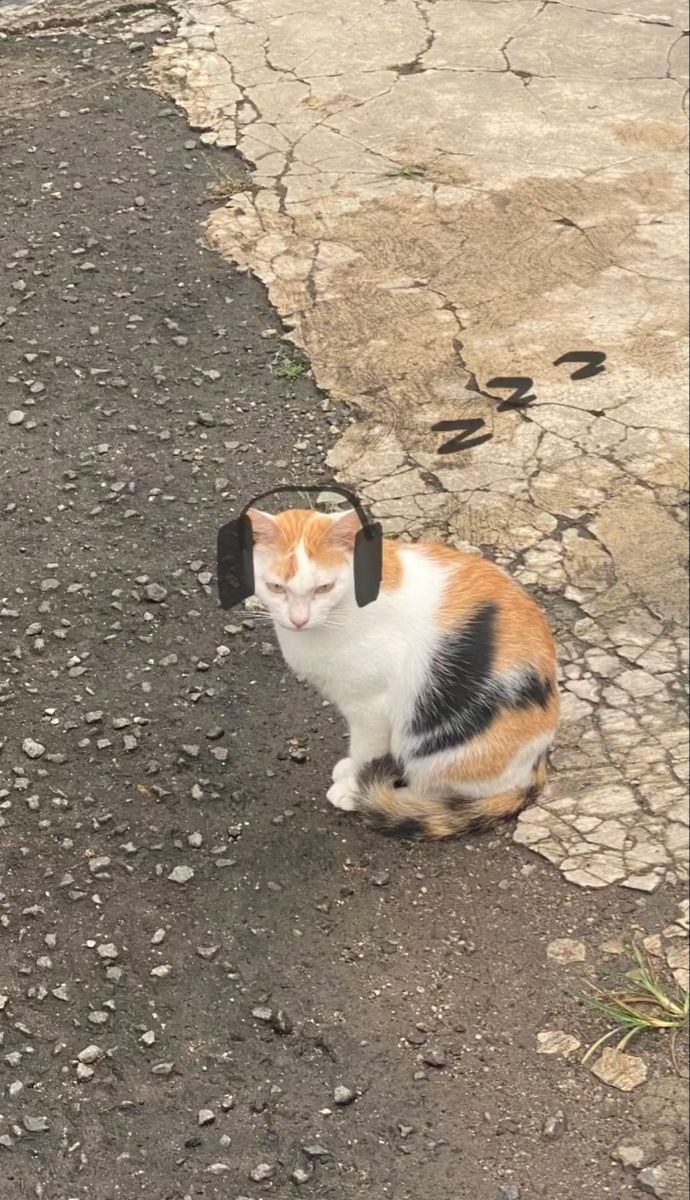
[326, 508, 361, 550]
[247, 508, 281, 547]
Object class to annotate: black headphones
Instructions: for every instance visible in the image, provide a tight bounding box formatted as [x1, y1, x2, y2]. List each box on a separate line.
[217, 484, 383, 610]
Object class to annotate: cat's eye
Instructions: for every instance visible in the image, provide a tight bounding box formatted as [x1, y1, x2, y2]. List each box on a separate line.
[266, 581, 285, 594]
[315, 583, 334, 594]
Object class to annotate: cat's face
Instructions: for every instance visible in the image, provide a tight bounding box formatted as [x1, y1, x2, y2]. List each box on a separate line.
[248, 507, 359, 631]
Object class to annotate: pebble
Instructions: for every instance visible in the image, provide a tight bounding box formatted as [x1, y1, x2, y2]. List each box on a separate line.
[536, 1030, 581, 1058]
[168, 865, 195, 885]
[8, 409, 26, 425]
[496, 1118, 521, 1135]
[637, 1165, 669, 1197]
[96, 940, 118, 960]
[197, 1108, 215, 1126]
[542, 1111, 568, 1140]
[422, 1047, 447, 1069]
[89, 856, 111, 874]
[23, 1115, 49, 1133]
[302, 1144, 331, 1160]
[590, 1047, 648, 1091]
[370, 869, 391, 887]
[151, 1062, 175, 1076]
[143, 583, 168, 603]
[334, 1085, 357, 1106]
[78, 1045, 102, 1064]
[252, 1006, 273, 1023]
[546, 938, 587, 964]
[271, 1009, 294, 1036]
[22, 738, 46, 759]
[615, 1143, 648, 1168]
[250, 1163, 275, 1182]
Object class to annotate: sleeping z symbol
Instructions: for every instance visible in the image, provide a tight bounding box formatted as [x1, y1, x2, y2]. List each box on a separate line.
[434, 350, 607, 454]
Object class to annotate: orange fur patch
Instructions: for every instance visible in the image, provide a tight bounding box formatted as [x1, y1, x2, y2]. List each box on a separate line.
[382, 540, 404, 591]
[429, 693, 558, 790]
[251, 509, 350, 581]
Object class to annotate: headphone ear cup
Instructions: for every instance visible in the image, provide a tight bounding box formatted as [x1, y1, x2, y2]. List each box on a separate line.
[217, 515, 255, 609]
[353, 523, 383, 607]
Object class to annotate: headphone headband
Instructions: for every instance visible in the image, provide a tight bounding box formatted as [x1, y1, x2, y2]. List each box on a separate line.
[239, 483, 371, 531]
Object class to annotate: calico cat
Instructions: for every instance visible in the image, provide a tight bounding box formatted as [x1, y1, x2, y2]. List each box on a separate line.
[249, 506, 559, 838]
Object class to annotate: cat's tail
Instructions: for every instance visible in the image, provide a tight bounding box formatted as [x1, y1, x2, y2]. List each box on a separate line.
[356, 754, 545, 840]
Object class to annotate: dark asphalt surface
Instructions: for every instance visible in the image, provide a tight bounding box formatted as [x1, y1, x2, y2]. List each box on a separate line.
[0, 20, 686, 1200]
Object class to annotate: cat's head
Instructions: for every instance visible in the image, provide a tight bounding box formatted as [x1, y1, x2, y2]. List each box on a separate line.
[248, 507, 360, 631]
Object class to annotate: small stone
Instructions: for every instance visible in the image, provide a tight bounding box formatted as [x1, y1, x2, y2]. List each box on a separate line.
[198, 1108, 215, 1126]
[497, 1187, 521, 1200]
[636, 1161, 688, 1198]
[291, 1167, 312, 1185]
[496, 1118, 521, 1135]
[196, 944, 220, 960]
[168, 865, 195, 885]
[302, 1144, 331, 1160]
[88, 856, 111, 874]
[23, 1116, 49, 1133]
[542, 1111, 567, 1140]
[22, 738, 46, 759]
[250, 1163, 275, 1182]
[78, 1045, 102, 1064]
[422, 1047, 447, 1069]
[614, 1143, 648, 1168]
[143, 583, 168, 603]
[252, 1006, 273, 1023]
[220, 1094, 235, 1111]
[271, 1009, 294, 1036]
[97, 943, 118, 960]
[334, 1085, 357, 1106]
[371, 869, 391, 887]
[151, 1061, 174, 1076]
[206, 1162, 231, 1175]
[536, 1030, 582, 1059]
[151, 964, 172, 979]
[546, 938, 587, 964]
[88, 1011, 109, 1026]
[8, 410, 26, 426]
[590, 1047, 648, 1091]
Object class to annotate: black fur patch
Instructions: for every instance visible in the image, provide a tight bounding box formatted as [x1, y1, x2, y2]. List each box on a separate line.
[356, 754, 407, 790]
[370, 816, 425, 840]
[410, 603, 553, 757]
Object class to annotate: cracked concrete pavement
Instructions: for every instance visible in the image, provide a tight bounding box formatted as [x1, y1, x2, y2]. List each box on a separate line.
[142, 0, 690, 893]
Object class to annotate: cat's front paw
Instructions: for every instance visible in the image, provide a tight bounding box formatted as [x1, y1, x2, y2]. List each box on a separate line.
[331, 756, 353, 782]
[327, 778, 358, 812]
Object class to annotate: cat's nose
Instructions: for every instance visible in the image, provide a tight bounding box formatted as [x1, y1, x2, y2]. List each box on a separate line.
[291, 614, 309, 629]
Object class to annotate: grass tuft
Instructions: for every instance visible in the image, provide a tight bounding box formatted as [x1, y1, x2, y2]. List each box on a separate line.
[580, 943, 689, 1064]
[204, 170, 256, 203]
[275, 354, 308, 381]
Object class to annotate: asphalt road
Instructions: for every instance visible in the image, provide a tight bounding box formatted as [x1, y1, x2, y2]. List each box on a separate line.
[0, 23, 686, 1200]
